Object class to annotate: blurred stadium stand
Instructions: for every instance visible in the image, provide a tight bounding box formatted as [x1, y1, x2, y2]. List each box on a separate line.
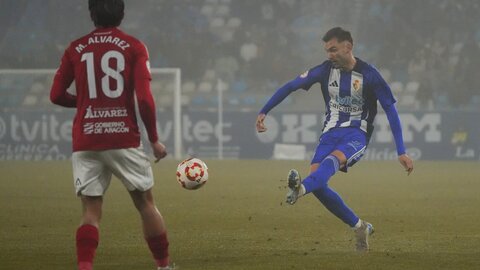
[1, 0, 480, 111]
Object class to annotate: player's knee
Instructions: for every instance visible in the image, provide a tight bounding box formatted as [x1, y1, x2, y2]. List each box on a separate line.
[330, 151, 347, 167]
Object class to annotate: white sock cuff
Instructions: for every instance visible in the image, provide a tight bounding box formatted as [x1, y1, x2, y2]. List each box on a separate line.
[325, 155, 340, 172]
[299, 184, 306, 196]
[353, 219, 362, 229]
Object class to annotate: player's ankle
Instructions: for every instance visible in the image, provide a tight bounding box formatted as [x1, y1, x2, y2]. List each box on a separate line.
[299, 184, 306, 196]
[352, 219, 362, 230]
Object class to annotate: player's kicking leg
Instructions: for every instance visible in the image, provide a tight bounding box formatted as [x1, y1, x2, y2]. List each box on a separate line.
[129, 189, 174, 269]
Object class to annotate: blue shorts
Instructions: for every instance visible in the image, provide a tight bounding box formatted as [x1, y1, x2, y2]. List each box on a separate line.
[311, 127, 368, 172]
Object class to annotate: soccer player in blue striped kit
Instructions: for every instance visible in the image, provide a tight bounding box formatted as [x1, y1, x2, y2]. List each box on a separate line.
[256, 27, 414, 251]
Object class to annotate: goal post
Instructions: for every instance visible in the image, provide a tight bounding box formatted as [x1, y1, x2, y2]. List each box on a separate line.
[151, 68, 182, 160]
[0, 68, 183, 160]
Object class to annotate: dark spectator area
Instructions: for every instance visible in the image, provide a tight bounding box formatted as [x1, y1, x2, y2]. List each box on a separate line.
[1, 0, 479, 111]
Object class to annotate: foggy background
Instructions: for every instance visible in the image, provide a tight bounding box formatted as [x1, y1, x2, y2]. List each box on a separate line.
[0, 0, 479, 160]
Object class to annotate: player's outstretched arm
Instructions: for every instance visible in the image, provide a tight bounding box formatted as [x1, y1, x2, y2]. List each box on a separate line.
[256, 78, 306, 133]
[256, 113, 267, 133]
[398, 154, 413, 175]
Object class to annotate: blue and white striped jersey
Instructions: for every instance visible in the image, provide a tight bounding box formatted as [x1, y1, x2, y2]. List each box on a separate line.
[260, 57, 405, 154]
[294, 58, 396, 135]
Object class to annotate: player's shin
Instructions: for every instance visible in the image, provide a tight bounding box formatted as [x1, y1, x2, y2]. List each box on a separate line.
[146, 233, 170, 268]
[76, 224, 99, 270]
[313, 186, 359, 227]
[302, 155, 340, 194]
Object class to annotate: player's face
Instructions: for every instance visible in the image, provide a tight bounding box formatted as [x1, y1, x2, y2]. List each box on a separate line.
[324, 38, 352, 69]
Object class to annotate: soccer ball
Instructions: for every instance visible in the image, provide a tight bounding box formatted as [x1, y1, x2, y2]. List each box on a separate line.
[176, 158, 208, 190]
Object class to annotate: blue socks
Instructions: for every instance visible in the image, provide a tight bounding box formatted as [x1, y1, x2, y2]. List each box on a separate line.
[302, 155, 359, 227]
[312, 186, 359, 227]
[302, 155, 340, 193]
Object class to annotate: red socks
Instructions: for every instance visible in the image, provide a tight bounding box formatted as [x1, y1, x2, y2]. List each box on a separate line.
[75, 225, 169, 269]
[146, 233, 170, 267]
[76, 224, 99, 270]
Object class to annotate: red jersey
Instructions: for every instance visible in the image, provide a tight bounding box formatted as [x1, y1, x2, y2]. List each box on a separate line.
[50, 27, 158, 152]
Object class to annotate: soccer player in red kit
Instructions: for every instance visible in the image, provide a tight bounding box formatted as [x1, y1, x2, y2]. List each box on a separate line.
[50, 0, 173, 269]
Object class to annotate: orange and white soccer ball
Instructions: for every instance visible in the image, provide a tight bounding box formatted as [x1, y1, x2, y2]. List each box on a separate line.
[176, 158, 208, 190]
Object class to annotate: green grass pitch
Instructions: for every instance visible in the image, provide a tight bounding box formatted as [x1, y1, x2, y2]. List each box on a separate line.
[1, 160, 479, 269]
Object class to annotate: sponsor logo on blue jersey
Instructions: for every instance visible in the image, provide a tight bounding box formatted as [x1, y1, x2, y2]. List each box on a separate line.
[334, 95, 364, 106]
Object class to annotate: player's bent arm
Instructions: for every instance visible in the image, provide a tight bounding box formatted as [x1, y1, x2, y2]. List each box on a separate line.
[135, 78, 159, 144]
[50, 50, 76, 107]
[50, 76, 76, 108]
[137, 85, 167, 163]
[50, 88, 77, 107]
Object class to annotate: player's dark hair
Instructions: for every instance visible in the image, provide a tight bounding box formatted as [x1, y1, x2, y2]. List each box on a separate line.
[88, 0, 124, 27]
[322, 27, 353, 45]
